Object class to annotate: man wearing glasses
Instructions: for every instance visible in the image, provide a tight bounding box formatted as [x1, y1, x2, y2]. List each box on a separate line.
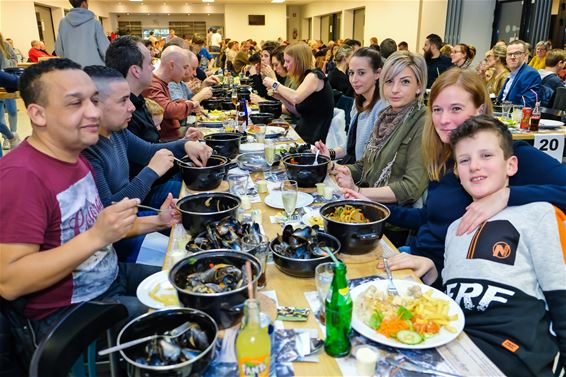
[497, 40, 542, 107]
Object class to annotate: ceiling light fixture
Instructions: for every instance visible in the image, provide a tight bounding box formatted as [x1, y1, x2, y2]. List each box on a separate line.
[271, 0, 285, 3]
[202, 0, 214, 3]
[129, 0, 142, 2]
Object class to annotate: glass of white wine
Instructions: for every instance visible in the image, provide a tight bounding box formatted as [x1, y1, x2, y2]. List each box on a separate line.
[280, 180, 298, 219]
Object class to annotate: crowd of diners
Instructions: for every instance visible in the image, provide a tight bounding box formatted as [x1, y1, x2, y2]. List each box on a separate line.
[0, 1, 565, 375]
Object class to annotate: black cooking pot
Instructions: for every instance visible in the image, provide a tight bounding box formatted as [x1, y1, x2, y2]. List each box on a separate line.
[211, 86, 227, 97]
[259, 100, 282, 119]
[270, 232, 341, 278]
[177, 155, 228, 191]
[204, 132, 243, 159]
[221, 100, 236, 110]
[249, 112, 274, 125]
[240, 77, 253, 86]
[201, 97, 224, 111]
[176, 192, 241, 235]
[282, 153, 331, 188]
[320, 200, 390, 255]
[169, 250, 261, 329]
[118, 308, 217, 377]
[237, 86, 252, 101]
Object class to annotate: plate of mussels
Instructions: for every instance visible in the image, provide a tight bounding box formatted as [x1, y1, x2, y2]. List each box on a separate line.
[186, 217, 263, 253]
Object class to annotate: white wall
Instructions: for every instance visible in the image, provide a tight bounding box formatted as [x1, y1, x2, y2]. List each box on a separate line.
[287, 5, 302, 42]
[224, 4, 286, 43]
[417, 0, 448, 53]
[459, 0, 496, 66]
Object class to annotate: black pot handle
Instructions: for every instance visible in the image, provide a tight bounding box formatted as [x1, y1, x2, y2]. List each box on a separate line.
[224, 162, 238, 172]
[352, 232, 381, 241]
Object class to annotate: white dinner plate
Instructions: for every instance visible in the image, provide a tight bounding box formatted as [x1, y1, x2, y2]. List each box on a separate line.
[264, 191, 314, 209]
[351, 279, 465, 349]
[136, 270, 179, 309]
[240, 142, 265, 153]
[539, 119, 564, 129]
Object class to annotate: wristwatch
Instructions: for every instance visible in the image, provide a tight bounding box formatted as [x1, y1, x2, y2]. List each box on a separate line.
[272, 81, 280, 93]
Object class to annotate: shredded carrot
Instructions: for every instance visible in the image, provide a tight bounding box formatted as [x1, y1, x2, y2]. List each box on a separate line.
[377, 318, 410, 338]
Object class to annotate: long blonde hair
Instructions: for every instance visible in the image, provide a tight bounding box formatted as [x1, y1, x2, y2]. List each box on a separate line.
[284, 42, 314, 85]
[422, 68, 493, 181]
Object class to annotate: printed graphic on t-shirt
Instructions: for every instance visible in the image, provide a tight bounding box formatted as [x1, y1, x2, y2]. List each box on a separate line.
[56, 172, 117, 303]
[466, 220, 519, 266]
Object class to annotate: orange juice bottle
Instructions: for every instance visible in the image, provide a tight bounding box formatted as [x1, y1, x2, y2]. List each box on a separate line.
[236, 299, 271, 377]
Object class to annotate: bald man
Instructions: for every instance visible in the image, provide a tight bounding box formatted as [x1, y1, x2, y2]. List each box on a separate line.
[142, 46, 203, 141]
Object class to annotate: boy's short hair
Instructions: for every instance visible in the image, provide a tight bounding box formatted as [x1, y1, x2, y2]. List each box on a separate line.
[545, 48, 566, 67]
[145, 98, 164, 115]
[19, 58, 82, 107]
[83, 65, 126, 99]
[449, 115, 513, 159]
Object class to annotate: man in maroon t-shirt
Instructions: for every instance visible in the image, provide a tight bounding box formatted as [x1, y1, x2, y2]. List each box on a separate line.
[0, 59, 180, 366]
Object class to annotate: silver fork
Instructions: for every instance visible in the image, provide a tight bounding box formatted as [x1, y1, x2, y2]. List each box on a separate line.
[383, 257, 399, 296]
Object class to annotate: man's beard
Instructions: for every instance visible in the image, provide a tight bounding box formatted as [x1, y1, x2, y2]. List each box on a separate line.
[424, 48, 433, 60]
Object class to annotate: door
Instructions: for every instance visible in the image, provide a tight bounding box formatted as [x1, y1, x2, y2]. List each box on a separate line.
[35, 5, 56, 54]
[353, 8, 365, 43]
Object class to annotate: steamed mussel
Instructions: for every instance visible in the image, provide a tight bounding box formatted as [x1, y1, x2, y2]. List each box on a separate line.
[180, 263, 250, 294]
[186, 217, 261, 252]
[135, 322, 210, 366]
[273, 225, 335, 259]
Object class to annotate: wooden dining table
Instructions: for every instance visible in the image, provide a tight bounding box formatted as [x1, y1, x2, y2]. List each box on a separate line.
[162, 125, 505, 376]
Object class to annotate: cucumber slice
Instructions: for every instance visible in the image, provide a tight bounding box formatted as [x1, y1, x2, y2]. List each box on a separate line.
[396, 330, 423, 345]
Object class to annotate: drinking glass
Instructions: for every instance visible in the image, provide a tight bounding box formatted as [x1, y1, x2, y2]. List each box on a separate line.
[242, 234, 269, 289]
[264, 140, 276, 165]
[512, 105, 523, 124]
[280, 180, 298, 218]
[228, 174, 249, 195]
[315, 262, 335, 324]
[255, 124, 266, 143]
[501, 100, 513, 119]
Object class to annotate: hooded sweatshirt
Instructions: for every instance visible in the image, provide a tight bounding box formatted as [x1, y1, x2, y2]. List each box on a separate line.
[55, 8, 109, 67]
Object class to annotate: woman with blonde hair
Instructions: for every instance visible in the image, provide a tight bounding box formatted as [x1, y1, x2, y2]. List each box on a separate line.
[485, 44, 509, 96]
[262, 41, 333, 144]
[528, 40, 552, 70]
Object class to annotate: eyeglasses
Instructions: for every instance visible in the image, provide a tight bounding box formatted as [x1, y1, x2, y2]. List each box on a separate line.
[507, 51, 525, 58]
[451, 50, 463, 54]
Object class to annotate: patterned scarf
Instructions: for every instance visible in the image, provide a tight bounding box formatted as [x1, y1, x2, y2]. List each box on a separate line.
[366, 99, 418, 153]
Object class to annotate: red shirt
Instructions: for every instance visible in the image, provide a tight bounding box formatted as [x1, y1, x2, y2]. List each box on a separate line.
[28, 48, 52, 63]
[142, 74, 195, 141]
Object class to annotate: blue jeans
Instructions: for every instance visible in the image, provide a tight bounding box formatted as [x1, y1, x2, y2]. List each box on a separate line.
[144, 173, 182, 209]
[0, 99, 17, 132]
[0, 121, 13, 140]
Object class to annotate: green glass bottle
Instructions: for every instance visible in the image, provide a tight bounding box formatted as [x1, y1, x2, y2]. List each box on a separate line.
[324, 262, 352, 357]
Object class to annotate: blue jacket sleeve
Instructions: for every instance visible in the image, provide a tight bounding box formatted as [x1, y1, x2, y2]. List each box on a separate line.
[386, 205, 427, 230]
[508, 141, 566, 211]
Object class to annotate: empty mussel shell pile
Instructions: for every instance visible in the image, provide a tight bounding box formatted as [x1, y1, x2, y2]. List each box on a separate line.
[186, 217, 261, 252]
[136, 323, 210, 367]
[176, 262, 251, 294]
[273, 225, 335, 259]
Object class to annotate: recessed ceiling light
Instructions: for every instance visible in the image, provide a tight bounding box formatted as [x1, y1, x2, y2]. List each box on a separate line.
[271, 0, 285, 3]
[202, 0, 214, 3]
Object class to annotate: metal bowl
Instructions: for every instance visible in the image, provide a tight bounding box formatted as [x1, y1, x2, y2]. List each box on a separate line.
[118, 308, 217, 377]
[169, 250, 262, 329]
[270, 231, 341, 278]
[236, 152, 280, 172]
[176, 192, 241, 235]
[320, 200, 390, 255]
[282, 153, 331, 188]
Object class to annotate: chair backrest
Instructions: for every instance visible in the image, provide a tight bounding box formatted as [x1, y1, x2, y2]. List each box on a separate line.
[552, 87, 566, 111]
[326, 108, 347, 150]
[335, 95, 354, 133]
[29, 301, 128, 377]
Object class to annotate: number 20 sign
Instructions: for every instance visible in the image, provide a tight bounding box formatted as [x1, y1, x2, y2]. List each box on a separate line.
[534, 134, 565, 162]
